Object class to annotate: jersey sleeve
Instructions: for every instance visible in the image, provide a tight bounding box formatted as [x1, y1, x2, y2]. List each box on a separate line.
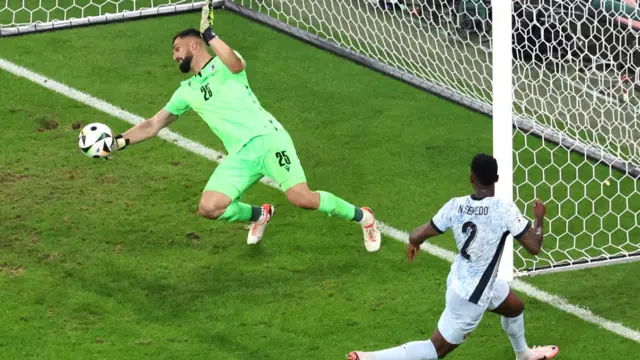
[164, 87, 190, 116]
[506, 202, 531, 240]
[213, 51, 245, 75]
[430, 199, 455, 234]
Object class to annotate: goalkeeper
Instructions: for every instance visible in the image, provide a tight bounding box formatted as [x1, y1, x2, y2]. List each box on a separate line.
[109, 4, 382, 251]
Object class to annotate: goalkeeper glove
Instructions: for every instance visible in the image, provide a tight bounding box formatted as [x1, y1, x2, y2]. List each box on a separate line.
[200, 1, 217, 43]
[112, 134, 130, 152]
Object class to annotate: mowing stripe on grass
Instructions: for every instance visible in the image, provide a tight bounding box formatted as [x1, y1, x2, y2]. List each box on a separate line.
[2, 57, 639, 343]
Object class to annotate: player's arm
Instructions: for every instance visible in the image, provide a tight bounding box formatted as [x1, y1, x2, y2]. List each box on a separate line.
[206, 37, 245, 74]
[199, 4, 245, 74]
[409, 221, 442, 247]
[112, 109, 178, 151]
[514, 200, 546, 256]
[112, 87, 189, 151]
[407, 201, 452, 262]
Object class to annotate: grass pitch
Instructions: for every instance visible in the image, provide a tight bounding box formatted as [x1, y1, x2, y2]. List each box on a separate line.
[1, 10, 639, 359]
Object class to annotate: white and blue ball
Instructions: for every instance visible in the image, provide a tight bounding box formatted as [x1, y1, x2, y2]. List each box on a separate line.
[78, 123, 113, 158]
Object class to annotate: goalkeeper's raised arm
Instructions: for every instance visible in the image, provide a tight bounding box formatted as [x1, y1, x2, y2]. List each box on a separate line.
[199, 2, 245, 74]
[112, 109, 177, 151]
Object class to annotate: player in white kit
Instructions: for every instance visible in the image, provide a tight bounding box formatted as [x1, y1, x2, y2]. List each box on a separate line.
[348, 154, 559, 360]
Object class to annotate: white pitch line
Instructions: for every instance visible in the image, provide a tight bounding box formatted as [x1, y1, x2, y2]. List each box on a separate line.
[2, 57, 640, 344]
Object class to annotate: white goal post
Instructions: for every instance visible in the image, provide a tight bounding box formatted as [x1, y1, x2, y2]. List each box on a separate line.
[2, 0, 639, 278]
[492, 0, 514, 281]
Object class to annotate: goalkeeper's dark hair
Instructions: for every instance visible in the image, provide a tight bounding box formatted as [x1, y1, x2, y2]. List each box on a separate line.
[172, 28, 202, 43]
[471, 153, 499, 186]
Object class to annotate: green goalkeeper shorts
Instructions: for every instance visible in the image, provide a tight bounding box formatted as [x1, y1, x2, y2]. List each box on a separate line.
[204, 130, 307, 200]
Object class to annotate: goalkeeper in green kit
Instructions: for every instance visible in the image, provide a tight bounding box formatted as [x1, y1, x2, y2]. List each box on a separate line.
[109, 3, 382, 251]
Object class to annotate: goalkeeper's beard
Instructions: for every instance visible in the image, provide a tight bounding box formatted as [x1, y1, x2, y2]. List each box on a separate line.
[179, 55, 193, 73]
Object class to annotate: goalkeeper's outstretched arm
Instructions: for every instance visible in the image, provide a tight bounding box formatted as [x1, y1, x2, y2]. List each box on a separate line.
[207, 37, 245, 74]
[113, 109, 177, 151]
[199, 4, 245, 74]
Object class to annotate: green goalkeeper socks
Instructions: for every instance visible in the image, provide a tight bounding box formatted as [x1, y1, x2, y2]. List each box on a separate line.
[217, 193, 361, 223]
[217, 201, 255, 222]
[317, 191, 362, 222]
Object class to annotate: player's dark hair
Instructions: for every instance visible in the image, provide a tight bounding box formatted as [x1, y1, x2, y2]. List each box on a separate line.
[172, 28, 202, 43]
[471, 153, 499, 186]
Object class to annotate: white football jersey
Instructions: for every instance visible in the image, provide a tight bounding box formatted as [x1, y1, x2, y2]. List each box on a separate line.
[431, 195, 530, 307]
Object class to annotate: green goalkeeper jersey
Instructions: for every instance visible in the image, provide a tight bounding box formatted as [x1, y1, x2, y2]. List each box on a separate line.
[164, 52, 283, 154]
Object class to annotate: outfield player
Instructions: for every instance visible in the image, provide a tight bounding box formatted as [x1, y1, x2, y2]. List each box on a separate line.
[348, 154, 558, 360]
[108, 7, 381, 250]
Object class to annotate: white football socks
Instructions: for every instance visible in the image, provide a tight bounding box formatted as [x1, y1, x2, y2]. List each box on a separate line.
[370, 340, 438, 360]
[501, 313, 533, 360]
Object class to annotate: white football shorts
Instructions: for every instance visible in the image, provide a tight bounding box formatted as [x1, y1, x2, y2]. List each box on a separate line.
[437, 279, 510, 344]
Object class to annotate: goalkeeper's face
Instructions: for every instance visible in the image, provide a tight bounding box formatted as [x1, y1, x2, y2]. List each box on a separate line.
[172, 38, 196, 74]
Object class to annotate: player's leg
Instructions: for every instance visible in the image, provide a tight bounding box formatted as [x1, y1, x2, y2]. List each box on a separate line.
[199, 153, 274, 242]
[489, 280, 559, 360]
[348, 329, 452, 360]
[283, 182, 361, 220]
[348, 287, 483, 360]
[259, 131, 381, 251]
[199, 190, 267, 222]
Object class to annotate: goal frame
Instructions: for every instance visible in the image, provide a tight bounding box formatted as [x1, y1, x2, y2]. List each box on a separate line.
[492, 0, 514, 282]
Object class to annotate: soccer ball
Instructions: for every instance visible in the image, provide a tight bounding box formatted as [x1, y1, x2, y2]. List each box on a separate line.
[78, 123, 114, 158]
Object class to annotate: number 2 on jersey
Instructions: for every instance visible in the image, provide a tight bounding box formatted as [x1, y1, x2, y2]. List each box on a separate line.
[461, 221, 478, 260]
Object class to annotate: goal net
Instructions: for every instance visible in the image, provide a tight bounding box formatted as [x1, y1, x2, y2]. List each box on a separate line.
[226, 0, 640, 277]
[0, 0, 222, 35]
[2, 0, 639, 277]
